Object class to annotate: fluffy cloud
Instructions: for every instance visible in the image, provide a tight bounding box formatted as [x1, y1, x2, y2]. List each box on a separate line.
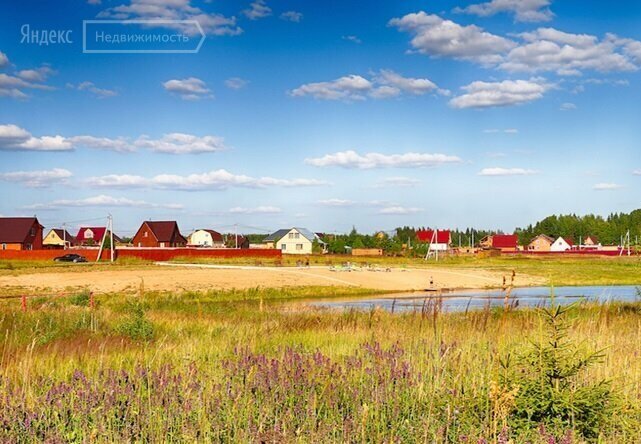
[375, 177, 421, 187]
[317, 199, 356, 207]
[391, 13, 641, 76]
[290, 70, 444, 101]
[224, 77, 248, 90]
[593, 182, 623, 190]
[162, 77, 213, 100]
[0, 124, 72, 151]
[134, 133, 226, 154]
[0, 124, 228, 154]
[97, 0, 242, 36]
[228, 206, 281, 214]
[449, 78, 552, 109]
[24, 195, 183, 210]
[478, 167, 539, 176]
[0, 51, 8, 67]
[389, 12, 516, 64]
[280, 11, 302, 22]
[560, 102, 577, 111]
[86, 169, 329, 190]
[455, 0, 553, 22]
[634, 169, 641, 176]
[378, 206, 423, 215]
[0, 65, 55, 99]
[342, 35, 362, 44]
[0, 168, 72, 187]
[243, 0, 271, 20]
[68, 81, 117, 98]
[501, 28, 639, 75]
[305, 150, 462, 169]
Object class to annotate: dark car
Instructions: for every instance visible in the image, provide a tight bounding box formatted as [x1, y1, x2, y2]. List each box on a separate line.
[53, 254, 88, 263]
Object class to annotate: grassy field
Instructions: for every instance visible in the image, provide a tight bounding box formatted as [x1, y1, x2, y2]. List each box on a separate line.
[1, 285, 640, 442]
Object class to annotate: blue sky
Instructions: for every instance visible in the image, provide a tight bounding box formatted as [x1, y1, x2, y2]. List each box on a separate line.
[0, 0, 640, 236]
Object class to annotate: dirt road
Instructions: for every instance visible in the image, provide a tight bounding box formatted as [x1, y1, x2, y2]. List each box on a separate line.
[0, 263, 545, 294]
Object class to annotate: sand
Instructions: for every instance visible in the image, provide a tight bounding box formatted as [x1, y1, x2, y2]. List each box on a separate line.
[0, 262, 545, 295]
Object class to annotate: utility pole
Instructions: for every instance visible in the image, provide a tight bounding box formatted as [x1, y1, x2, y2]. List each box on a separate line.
[109, 214, 114, 262]
[235, 223, 238, 249]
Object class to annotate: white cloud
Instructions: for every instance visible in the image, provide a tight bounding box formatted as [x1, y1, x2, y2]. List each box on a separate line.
[317, 199, 356, 207]
[593, 182, 623, 190]
[560, 102, 577, 111]
[0, 124, 72, 151]
[305, 150, 462, 169]
[378, 206, 423, 215]
[24, 195, 183, 210]
[389, 12, 516, 64]
[0, 124, 229, 154]
[449, 78, 552, 109]
[0, 168, 72, 188]
[0, 65, 55, 99]
[228, 206, 281, 214]
[0, 51, 8, 67]
[68, 81, 117, 98]
[342, 35, 362, 44]
[455, 0, 553, 22]
[483, 128, 519, 134]
[224, 77, 248, 89]
[633, 169, 641, 176]
[162, 77, 213, 100]
[135, 133, 226, 154]
[97, 0, 242, 36]
[87, 169, 330, 190]
[280, 11, 302, 22]
[243, 0, 271, 20]
[375, 177, 421, 187]
[290, 70, 444, 101]
[501, 28, 639, 75]
[478, 167, 539, 176]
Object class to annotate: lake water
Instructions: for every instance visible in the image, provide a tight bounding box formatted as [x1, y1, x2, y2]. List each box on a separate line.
[313, 285, 641, 313]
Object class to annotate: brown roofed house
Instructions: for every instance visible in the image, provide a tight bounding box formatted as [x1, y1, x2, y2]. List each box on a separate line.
[0, 217, 44, 250]
[527, 234, 555, 252]
[132, 221, 187, 248]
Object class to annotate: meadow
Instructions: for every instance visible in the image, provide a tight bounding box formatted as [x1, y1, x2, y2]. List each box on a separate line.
[1, 283, 640, 442]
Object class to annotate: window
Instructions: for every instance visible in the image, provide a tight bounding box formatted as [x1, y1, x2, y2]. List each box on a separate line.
[1, 243, 5, 250]
[26, 244, 32, 251]
[144, 231, 148, 238]
[160, 242, 165, 248]
[288, 232, 294, 239]
[296, 244, 303, 250]
[294, 233, 300, 239]
[281, 244, 286, 251]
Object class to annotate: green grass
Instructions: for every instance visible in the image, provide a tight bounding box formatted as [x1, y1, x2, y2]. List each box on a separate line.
[0, 286, 640, 442]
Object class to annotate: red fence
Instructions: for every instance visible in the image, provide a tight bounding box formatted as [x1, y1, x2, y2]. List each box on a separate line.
[0, 248, 282, 261]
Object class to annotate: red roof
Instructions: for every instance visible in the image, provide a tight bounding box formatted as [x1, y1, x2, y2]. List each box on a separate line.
[564, 237, 575, 247]
[491, 234, 519, 248]
[416, 229, 451, 244]
[143, 221, 186, 243]
[76, 227, 107, 242]
[0, 217, 42, 243]
[202, 229, 223, 242]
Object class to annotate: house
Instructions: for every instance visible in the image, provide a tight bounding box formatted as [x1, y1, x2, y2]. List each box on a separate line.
[76, 227, 121, 246]
[480, 234, 519, 252]
[187, 229, 224, 248]
[416, 229, 451, 251]
[0, 217, 43, 250]
[582, 235, 602, 250]
[132, 221, 187, 248]
[551, 236, 575, 252]
[43, 228, 76, 249]
[527, 234, 555, 252]
[263, 227, 325, 255]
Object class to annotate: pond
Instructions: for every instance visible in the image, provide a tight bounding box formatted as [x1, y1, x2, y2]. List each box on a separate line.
[312, 285, 641, 313]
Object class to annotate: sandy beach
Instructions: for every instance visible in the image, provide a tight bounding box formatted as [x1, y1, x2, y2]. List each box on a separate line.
[0, 262, 545, 294]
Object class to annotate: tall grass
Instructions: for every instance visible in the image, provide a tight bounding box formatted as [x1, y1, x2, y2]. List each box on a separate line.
[0, 287, 639, 442]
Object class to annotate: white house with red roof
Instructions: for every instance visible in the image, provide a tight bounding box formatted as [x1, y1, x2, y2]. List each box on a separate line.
[550, 236, 576, 252]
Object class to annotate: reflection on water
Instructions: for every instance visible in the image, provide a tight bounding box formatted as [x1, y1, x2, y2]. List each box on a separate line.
[314, 286, 641, 313]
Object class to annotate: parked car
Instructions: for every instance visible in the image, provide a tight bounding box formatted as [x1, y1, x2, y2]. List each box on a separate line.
[53, 254, 87, 263]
